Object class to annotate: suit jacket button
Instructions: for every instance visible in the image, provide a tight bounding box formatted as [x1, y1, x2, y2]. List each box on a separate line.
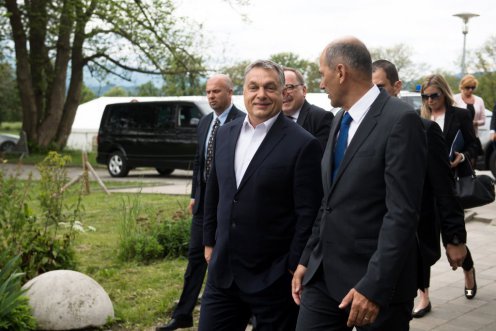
[326, 207, 331, 212]
[233, 199, 238, 203]
[231, 223, 236, 228]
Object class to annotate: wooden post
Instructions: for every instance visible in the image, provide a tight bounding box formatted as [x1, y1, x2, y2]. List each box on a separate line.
[82, 151, 90, 194]
[60, 151, 111, 195]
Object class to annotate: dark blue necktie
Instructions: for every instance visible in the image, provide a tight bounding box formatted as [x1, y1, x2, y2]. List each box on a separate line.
[332, 112, 352, 180]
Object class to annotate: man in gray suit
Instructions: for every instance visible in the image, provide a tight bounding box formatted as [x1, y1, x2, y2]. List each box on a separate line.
[292, 37, 427, 330]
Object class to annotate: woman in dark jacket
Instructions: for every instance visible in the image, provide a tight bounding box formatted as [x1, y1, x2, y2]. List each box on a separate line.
[413, 74, 478, 317]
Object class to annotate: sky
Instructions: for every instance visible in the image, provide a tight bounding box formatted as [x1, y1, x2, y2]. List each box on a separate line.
[174, 0, 495, 76]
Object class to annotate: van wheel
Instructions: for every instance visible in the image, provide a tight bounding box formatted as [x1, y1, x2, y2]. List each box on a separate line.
[156, 168, 174, 176]
[490, 150, 496, 178]
[108, 152, 129, 177]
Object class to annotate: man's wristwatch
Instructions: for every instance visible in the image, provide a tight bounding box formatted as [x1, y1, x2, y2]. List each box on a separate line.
[449, 235, 462, 245]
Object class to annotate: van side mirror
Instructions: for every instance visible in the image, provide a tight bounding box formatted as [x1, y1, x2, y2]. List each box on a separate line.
[189, 118, 200, 126]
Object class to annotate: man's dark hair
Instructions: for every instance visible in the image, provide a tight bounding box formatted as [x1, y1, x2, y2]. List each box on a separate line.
[244, 60, 285, 87]
[372, 59, 399, 85]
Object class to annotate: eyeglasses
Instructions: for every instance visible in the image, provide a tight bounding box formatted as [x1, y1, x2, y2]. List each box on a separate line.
[463, 86, 476, 90]
[421, 92, 441, 100]
[285, 84, 303, 91]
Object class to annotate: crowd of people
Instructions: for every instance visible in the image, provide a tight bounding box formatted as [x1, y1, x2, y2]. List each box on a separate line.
[155, 36, 494, 331]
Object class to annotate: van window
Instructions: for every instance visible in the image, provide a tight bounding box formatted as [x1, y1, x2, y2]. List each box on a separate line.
[178, 104, 202, 128]
[156, 103, 176, 130]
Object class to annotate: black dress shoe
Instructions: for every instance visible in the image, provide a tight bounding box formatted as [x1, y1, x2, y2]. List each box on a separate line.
[156, 318, 193, 331]
[465, 268, 477, 299]
[412, 301, 431, 318]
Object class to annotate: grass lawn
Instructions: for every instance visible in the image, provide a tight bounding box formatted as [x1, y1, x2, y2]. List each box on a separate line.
[2, 169, 195, 330]
[70, 190, 193, 330]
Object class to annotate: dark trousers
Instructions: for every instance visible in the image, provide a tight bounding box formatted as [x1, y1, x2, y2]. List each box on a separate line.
[198, 272, 298, 331]
[462, 246, 474, 271]
[296, 268, 413, 331]
[172, 217, 208, 321]
[420, 246, 474, 290]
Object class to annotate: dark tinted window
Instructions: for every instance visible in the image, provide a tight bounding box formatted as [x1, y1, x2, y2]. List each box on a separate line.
[178, 104, 202, 128]
[156, 103, 176, 130]
[106, 103, 176, 132]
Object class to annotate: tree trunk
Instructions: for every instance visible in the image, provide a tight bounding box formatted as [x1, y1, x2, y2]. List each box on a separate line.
[5, 0, 38, 141]
[37, 0, 75, 148]
[55, 0, 97, 149]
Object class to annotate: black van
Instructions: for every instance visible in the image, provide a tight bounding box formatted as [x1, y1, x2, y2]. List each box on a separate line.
[96, 99, 211, 177]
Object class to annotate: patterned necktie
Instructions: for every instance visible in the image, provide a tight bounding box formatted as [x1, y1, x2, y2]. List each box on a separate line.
[332, 112, 352, 180]
[205, 118, 220, 181]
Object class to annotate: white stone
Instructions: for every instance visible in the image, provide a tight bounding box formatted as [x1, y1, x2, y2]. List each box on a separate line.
[22, 270, 114, 330]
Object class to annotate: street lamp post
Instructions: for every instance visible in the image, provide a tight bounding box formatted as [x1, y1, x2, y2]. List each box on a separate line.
[453, 12, 479, 75]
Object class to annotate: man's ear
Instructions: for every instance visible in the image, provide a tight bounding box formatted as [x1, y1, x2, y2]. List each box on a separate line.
[337, 64, 346, 84]
[394, 80, 403, 96]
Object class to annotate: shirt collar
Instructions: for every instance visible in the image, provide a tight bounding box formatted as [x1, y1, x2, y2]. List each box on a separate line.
[347, 85, 380, 122]
[213, 104, 233, 124]
[243, 112, 280, 131]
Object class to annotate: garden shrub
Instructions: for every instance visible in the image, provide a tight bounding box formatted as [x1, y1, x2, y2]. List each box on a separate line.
[0, 152, 82, 280]
[117, 195, 190, 262]
[0, 254, 37, 331]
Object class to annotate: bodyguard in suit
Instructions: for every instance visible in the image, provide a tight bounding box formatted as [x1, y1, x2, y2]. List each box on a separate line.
[292, 37, 427, 330]
[156, 74, 245, 331]
[283, 67, 334, 149]
[372, 60, 468, 318]
[198, 60, 323, 330]
[489, 101, 496, 143]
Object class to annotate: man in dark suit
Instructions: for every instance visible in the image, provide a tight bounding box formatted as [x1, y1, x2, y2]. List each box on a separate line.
[198, 60, 323, 330]
[156, 74, 245, 331]
[372, 59, 468, 318]
[283, 67, 333, 148]
[491, 101, 496, 141]
[292, 37, 427, 330]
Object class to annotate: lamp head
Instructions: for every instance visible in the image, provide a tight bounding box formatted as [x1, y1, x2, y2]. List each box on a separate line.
[453, 12, 479, 24]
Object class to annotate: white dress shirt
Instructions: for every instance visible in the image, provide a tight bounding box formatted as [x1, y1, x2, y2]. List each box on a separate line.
[431, 113, 445, 132]
[342, 85, 381, 145]
[234, 114, 279, 187]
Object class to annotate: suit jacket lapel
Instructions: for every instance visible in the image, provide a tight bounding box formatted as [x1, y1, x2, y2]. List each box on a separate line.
[296, 100, 310, 125]
[225, 119, 243, 188]
[199, 113, 214, 162]
[237, 113, 287, 192]
[330, 92, 388, 192]
[443, 107, 455, 137]
[226, 105, 240, 123]
[322, 109, 343, 194]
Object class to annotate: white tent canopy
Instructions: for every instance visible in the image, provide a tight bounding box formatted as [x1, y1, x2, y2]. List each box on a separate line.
[66, 93, 337, 151]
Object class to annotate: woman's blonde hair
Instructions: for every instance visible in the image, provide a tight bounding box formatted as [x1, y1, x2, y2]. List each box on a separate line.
[459, 74, 478, 90]
[419, 74, 455, 119]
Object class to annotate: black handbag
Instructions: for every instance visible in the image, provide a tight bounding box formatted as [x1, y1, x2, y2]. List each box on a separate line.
[455, 161, 495, 209]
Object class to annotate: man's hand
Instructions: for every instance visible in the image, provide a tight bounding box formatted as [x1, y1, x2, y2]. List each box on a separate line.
[204, 246, 213, 264]
[339, 288, 379, 327]
[291, 264, 307, 305]
[446, 243, 467, 270]
[491, 132, 496, 142]
[187, 199, 195, 214]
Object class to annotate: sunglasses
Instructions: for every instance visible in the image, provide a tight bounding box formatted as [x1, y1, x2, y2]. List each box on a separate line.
[463, 86, 476, 90]
[421, 93, 441, 100]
